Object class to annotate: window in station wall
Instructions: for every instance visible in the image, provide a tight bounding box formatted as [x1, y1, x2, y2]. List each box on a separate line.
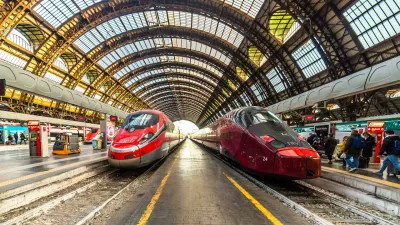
[74, 85, 85, 94]
[44, 72, 63, 84]
[344, 0, 400, 49]
[240, 92, 253, 106]
[250, 84, 263, 102]
[53, 57, 68, 72]
[266, 67, 287, 93]
[0, 50, 27, 68]
[292, 39, 327, 78]
[7, 29, 33, 52]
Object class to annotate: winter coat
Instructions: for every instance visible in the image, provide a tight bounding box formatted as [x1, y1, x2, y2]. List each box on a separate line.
[379, 135, 400, 156]
[344, 134, 363, 157]
[362, 136, 375, 157]
[14, 133, 18, 140]
[324, 137, 337, 155]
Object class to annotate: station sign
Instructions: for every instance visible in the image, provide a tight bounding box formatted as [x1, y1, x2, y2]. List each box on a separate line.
[27, 120, 40, 130]
[77, 115, 85, 122]
[110, 115, 118, 122]
[304, 115, 315, 121]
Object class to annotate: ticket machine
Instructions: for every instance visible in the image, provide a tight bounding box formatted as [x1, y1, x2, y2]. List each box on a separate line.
[368, 121, 385, 163]
[27, 120, 49, 157]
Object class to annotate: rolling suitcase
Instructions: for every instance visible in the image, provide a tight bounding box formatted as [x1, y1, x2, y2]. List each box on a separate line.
[358, 156, 367, 168]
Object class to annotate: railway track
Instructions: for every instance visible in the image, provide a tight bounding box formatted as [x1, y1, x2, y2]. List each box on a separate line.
[0, 154, 168, 225]
[197, 142, 399, 225]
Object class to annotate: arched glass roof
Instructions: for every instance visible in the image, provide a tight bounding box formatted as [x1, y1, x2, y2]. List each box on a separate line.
[113, 55, 225, 80]
[98, 37, 232, 69]
[34, 0, 263, 28]
[130, 68, 218, 92]
[73, 11, 244, 53]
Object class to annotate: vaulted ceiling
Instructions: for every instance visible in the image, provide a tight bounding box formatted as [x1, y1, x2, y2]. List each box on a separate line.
[0, 0, 399, 126]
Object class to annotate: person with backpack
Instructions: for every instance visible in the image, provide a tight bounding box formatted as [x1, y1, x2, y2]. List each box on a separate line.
[344, 130, 365, 172]
[376, 130, 400, 176]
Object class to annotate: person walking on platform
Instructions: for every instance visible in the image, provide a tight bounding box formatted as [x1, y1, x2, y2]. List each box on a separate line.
[362, 132, 375, 168]
[341, 136, 349, 167]
[20, 132, 26, 144]
[344, 130, 365, 172]
[376, 130, 400, 176]
[324, 134, 337, 164]
[13, 132, 18, 145]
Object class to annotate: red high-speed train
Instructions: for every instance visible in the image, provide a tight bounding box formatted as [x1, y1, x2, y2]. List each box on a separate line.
[108, 110, 184, 168]
[191, 106, 321, 179]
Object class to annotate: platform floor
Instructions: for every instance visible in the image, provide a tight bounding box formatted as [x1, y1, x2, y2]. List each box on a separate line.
[321, 159, 400, 187]
[111, 139, 311, 225]
[0, 143, 107, 191]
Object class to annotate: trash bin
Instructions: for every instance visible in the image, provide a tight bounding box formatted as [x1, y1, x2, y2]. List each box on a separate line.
[96, 139, 102, 150]
[92, 139, 97, 149]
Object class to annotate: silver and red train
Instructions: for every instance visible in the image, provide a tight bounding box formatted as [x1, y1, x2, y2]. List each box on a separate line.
[191, 106, 321, 179]
[108, 110, 184, 168]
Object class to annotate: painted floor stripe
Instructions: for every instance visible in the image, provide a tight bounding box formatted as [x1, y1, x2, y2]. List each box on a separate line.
[323, 166, 400, 189]
[223, 172, 284, 225]
[0, 156, 106, 188]
[137, 158, 177, 225]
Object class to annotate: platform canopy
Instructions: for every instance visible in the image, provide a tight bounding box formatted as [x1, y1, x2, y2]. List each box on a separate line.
[0, 0, 399, 126]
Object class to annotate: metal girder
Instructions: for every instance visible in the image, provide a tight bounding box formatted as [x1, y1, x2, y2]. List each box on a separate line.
[70, 27, 257, 87]
[143, 88, 210, 104]
[128, 72, 216, 94]
[135, 80, 215, 100]
[152, 96, 208, 110]
[106, 48, 240, 86]
[0, 0, 37, 37]
[24, 1, 306, 100]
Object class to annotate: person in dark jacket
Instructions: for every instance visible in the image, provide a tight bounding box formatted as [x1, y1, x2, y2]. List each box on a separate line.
[20, 133, 26, 144]
[307, 134, 317, 146]
[14, 132, 18, 145]
[362, 132, 375, 168]
[344, 130, 363, 172]
[376, 130, 400, 176]
[324, 134, 337, 164]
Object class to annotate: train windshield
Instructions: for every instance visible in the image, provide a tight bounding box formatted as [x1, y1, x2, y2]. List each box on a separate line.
[123, 113, 159, 132]
[246, 110, 311, 148]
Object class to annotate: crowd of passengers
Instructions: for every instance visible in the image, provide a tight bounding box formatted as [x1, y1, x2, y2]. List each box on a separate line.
[307, 130, 400, 176]
[0, 131, 26, 145]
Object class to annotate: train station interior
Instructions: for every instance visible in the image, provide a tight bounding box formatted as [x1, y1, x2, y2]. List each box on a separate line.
[0, 0, 400, 224]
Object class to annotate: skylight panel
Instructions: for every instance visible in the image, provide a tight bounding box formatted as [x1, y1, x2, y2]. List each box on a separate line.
[292, 39, 327, 78]
[75, 86, 85, 94]
[221, 0, 264, 18]
[74, 0, 102, 9]
[266, 68, 286, 93]
[44, 72, 63, 84]
[0, 50, 27, 68]
[33, 0, 79, 28]
[344, 0, 400, 49]
[81, 74, 90, 84]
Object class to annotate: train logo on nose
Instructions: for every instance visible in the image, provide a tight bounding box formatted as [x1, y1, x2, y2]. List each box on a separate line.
[263, 156, 268, 162]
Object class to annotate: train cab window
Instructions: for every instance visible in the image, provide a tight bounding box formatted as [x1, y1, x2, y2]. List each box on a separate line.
[249, 111, 282, 126]
[123, 113, 159, 132]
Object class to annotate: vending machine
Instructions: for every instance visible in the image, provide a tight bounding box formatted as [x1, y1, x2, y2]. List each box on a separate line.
[27, 120, 49, 157]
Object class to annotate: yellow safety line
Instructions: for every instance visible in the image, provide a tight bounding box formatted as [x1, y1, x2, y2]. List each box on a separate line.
[223, 172, 284, 225]
[137, 158, 177, 225]
[323, 166, 400, 189]
[0, 156, 106, 188]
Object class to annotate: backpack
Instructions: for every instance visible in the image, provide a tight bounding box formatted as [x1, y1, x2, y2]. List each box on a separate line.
[351, 136, 366, 149]
[393, 140, 400, 154]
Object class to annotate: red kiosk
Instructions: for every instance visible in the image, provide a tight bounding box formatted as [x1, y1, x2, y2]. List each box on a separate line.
[368, 121, 385, 163]
[27, 120, 49, 157]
